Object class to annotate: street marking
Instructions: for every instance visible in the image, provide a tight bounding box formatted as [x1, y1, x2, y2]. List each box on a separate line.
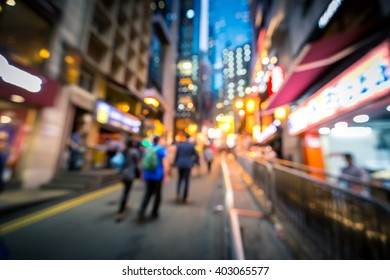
[0, 183, 122, 235]
[233, 208, 263, 218]
[221, 156, 245, 260]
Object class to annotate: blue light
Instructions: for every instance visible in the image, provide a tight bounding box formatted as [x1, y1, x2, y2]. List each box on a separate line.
[186, 9, 195, 19]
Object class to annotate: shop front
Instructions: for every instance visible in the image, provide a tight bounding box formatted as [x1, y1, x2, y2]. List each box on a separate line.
[0, 54, 60, 189]
[94, 100, 142, 169]
[288, 40, 390, 184]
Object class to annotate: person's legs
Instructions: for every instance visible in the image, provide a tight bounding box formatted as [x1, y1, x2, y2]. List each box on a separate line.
[117, 179, 133, 214]
[182, 168, 191, 202]
[207, 161, 212, 173]
[176, 168, 185, 199]
[151, 180, 162, 218]
[68, 151, 77, 171]
[139, 180, 154, 218]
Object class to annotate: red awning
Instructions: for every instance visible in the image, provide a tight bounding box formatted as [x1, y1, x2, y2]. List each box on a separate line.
[265, 28, 366, 110]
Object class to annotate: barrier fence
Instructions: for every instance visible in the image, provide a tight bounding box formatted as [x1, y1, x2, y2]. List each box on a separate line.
[237, 154, 390, 259]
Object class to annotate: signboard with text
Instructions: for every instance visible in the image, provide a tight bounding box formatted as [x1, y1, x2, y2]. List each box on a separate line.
[288, 40, 390, 135]
[95, 101, 141, 133]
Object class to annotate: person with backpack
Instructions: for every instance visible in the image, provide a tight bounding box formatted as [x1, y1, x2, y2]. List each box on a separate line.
[138, 136, 169, 221]
[174, 133, 199, 203]
[116, 139, 141, 222]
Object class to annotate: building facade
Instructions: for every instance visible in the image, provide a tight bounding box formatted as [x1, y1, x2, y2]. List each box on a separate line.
[0, 0, 154, 189]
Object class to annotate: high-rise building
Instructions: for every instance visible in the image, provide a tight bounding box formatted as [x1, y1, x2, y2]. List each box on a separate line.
[145, 0, 180, 142]
[220, 43, 252, 114]
[174, 0, 201, 137]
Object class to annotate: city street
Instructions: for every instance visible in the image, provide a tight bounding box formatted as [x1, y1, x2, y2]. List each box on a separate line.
[0, 156, 296, 260]
[1, 162, 226, 259]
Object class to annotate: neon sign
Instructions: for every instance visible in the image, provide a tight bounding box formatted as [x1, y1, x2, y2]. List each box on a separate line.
[318, 0, 343, 29]
[96, 101, 141, 133]
[288, 41, 390, 135]
[0, 54, 42, 93]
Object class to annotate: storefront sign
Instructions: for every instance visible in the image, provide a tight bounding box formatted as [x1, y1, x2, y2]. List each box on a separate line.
[0, 55, 59, 107]
[256, 121, 280, 143]
[318, 0, 343, 29]
[289, 40, 390, 135]
[0, 54, 42, 92]
[95, 101, 141, 133]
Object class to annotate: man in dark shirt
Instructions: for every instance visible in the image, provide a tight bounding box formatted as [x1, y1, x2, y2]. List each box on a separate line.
[174, 133, 199, 203]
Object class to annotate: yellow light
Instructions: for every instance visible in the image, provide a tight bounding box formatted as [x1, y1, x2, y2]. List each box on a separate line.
[270, 56, 278, 64]
[252, 125, 261, 139]
[188, 124, 198, 135]
[6, 0, 15, 6]
[246, 99, 256, 114]
[39, 48, 50, 59]
[64, 55, 75, 64]
[262, 57, 270, 65]
[179, 77, 192, 85]
[10, 94, 25, 103]
[188, 84, 194, 90]
[0, 116, 11, 124]
[116, 102, 130, 112]
[144, 97, 159, 108]
[222, 123, 231, 131]
[216, 102, 223, 109]
[187, 102, 194, 109]
[239, 109, 245, 116]
[234, 100, 244, 110]
[274, 107, 287, 120]
[158, 0, 165, 9]
[245, 87, 252, 94]
[97, 108, 109, 124]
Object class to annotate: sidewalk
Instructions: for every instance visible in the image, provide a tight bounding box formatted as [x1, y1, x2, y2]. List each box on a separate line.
[0, 169, 120, 217]
[0, 189, 72, 216]
[223, 154, 296, 259]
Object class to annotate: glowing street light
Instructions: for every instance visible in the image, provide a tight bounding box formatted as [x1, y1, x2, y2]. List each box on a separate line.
[234, 99, 244, 110]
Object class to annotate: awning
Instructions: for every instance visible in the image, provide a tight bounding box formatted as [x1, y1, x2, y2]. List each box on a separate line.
[265, 28, 366, 110]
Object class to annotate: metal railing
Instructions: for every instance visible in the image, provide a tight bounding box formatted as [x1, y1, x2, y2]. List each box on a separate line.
[237, 154, 390, 259]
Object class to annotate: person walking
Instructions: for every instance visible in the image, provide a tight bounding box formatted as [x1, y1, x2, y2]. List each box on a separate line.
[203, 145, 214, 174]
[138, 136, 169, 220]
[67, 125, 86, 171]
[174, 133, 199, 203]
[116, 140, 140, 222]
[0, 132, 9, 194]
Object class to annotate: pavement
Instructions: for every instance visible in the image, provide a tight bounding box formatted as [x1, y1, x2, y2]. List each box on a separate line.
[0, 169, 120, 218]
[223, 154, 296, 260]
[0, 189, 73, 217]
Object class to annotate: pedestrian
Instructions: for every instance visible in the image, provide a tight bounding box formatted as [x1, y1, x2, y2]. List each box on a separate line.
[67, 125, 86, 171]
[203, 145, 214, 174]
[0, 131, 9, 193]
[138, 136, 169, 220]
[340, 153, 370, 193]
[174, 133, 199, 203]
[116, 139, 140, 222]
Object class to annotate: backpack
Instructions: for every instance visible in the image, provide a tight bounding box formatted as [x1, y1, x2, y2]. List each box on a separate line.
[110, 151, 125, 170]
[143, 146, 158, 171]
